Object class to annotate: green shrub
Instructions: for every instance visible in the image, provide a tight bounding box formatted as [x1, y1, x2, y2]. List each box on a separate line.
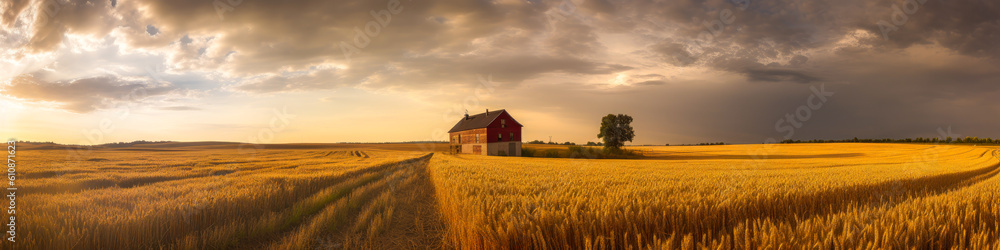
[522, 146, 643, 159]
[521, 148, 536, 157]
[543, 149, 561, 158]
[568, 146, 600, 159]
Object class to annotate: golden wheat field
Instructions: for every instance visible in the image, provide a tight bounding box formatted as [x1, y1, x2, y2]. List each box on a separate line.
[9, 142, 1000, 249]
[429, 143, 1000, 249]
[11, 142, 446, 249]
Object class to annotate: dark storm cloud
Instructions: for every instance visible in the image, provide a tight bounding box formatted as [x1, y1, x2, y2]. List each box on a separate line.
[230, 53, 631, 93]
[501, 58, 1000, 145]
[6, 0, 635, 86]
[6, 0, 998, 84]
[627, 0, 1000, 77]
[649, 42, 697, 67]
[867, 0, 1000, 58]
[744, 69, 820, 84]
[111, 0, 564, 75]
[545, 18, 604, 56]
[3, 74, 181, 113]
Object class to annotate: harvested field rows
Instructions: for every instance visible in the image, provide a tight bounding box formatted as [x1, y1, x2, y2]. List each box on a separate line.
[15, 147, 444, 249]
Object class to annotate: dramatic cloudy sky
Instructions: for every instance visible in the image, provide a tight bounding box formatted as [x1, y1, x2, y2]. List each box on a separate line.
[1, 0, 999, 145]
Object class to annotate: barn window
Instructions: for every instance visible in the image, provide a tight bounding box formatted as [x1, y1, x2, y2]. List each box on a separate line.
[498, 133, 502, 141]
[501, 119, 506, 128]
[475, 134, 480, 143]
[510, 132, 514, 141]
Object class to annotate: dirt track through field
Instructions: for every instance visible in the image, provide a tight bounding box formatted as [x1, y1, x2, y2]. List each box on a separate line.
[295, 153, 449, 249]
[171, 154, 435, 249]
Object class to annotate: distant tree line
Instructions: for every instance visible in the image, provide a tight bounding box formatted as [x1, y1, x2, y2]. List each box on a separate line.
[521, 145, 642, 159]
[14, 140, 56, 144]
[523, 113, 631, 151]
[526, 140, 596, 146]
[696, 142, 726, 146]
[779, 136, 1000, 144]
[102, 140, 175, 147]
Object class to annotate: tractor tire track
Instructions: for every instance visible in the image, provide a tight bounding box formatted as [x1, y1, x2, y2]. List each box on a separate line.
[162, 154, 432, 249]
[239, 154, 433, 249]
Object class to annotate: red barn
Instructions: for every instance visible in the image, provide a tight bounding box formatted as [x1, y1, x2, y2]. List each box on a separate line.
[448, 109, 523, 156]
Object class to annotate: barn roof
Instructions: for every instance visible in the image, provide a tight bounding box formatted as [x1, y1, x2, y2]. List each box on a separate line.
[448, 109, 522, 133]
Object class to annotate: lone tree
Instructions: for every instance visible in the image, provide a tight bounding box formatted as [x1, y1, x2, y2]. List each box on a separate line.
[597, 114, 635, 152]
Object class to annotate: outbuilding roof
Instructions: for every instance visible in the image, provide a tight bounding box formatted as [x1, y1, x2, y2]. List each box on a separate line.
[448, 109, 522, 133]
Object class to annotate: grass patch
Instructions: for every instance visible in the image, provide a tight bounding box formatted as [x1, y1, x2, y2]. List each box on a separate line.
[521, 145, 643, 159]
